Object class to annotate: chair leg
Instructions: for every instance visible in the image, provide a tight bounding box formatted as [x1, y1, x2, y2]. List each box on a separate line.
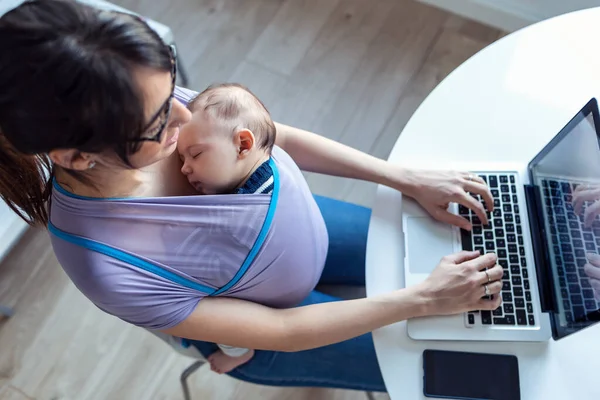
[180, 360, 205, 400]
[365, 392, 376, 400]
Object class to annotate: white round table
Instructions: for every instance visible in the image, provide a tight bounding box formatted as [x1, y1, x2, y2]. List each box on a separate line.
[365, 7, 600, 400]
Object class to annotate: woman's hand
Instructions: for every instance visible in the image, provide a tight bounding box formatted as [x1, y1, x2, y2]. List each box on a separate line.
[573, 184, 600, 227]
[417, 250, 503, 315]
[388, 165, 494, 230]
[584, 253, 600, 301]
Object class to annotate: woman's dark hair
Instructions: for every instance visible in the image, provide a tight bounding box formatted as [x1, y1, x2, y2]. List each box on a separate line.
[0, 0, 172, 226]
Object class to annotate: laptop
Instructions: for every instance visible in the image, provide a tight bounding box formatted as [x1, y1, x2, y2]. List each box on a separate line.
[403, 98, 600, 342]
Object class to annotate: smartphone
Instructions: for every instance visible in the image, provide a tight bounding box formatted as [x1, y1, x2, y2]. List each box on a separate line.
[423, 349, 520, 400]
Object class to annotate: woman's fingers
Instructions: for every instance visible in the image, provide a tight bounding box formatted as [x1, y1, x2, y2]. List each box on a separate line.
[584, 200, 600, 227]
[463, 179, 494, 214]
[442, 250, 482, 264]
[475, 293, 503, 310]
[463, 252, 498, 271]
[456, 191, 489, 226]
[584, 261, 600, 280]
[573, 188, 600, 215]
[478, 264, 504, 284]
[434, 207, 473, 230]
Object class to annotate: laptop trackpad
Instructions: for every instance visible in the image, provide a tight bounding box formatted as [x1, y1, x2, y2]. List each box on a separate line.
[406, 217, 456, 274]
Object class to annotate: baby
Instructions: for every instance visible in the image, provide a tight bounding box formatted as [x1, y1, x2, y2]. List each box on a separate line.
[177, 83, 277, 373]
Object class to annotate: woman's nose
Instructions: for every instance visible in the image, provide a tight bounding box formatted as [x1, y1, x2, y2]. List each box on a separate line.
[170, 99, 192, 126]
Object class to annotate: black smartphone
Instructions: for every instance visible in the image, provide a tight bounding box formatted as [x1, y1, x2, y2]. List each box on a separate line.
[423, 349, 520, 400]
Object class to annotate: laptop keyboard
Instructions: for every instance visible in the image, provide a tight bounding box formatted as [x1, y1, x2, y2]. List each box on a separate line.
[541, 178, 600, 327]
[459, 173, 536, 327]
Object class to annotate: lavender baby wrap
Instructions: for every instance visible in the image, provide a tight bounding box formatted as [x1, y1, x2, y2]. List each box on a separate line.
[48, 87, 329, 336]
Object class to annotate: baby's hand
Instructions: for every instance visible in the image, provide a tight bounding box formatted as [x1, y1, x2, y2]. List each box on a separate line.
[207, 348, 255, 374]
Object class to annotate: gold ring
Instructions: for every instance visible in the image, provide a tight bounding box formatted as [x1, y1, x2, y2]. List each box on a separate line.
[484, 269, 491, 283]
[484, 284, 490, 296]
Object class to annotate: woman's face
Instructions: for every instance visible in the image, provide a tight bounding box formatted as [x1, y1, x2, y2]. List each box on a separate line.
[126, 66, 192, 169]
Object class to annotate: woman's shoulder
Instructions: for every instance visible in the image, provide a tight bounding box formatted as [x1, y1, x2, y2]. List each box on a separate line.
[49, 234, 203, 330]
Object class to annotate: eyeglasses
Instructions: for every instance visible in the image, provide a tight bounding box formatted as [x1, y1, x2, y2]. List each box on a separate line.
[133, 44, 178, 143]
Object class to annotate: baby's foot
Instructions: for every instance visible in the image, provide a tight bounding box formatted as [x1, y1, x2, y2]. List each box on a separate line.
[207, 349, 255, 374]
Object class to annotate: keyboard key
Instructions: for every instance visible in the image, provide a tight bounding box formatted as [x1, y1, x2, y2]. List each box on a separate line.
[502, 291, 513, 302]
[493, 209, 502, 218]
[475, 246, 484, 254]
[518, 236, 523, 245]
[520, 257, 527, 267]
[584, 233, 594, 241]
[582, 280, 592, 288]
[485, 231, 493, 240]
[496, 239, 506, 248]
[507, 234, 516, 243]
[515, 298, 525, 308]
[512, 276, 522, 286]
[501, 184, 509, 193]
[528, 315, 535, 325]
[514, 287, 523, 297]
[494, 218, 503, 226]
[468, 313, 475, 325]
[511, 185, 517, 193]
[494, 316, 515, 325]
[500, 176, 508, 183]
[503, 204, 512, 213]
[525, 291, 532, 302]
[522, 268, 528, 278]
[519, 247, 525, 256]
[502, 194, 511, 202]
[503, 281, 511, 291]
[583, 289, 595, 299]
[571, 295, 583, 305]
[527, 303, 534, 313]
[585, 300, 598, 310]
[510, 176, 515, 183]
[573, 306, 586, 321]
[473, 226, 482, 235]
[575, 249, 586, 258]
[489, 176, 498, 187]
[474, 236, 483, 245]
[514, 205, 519, 213]
[486, 242, 495, 250]
[493, 307, 503, 316]
[510, 265, 520, 275]
[506, 223, 515, 232]
[558, 224, 568, 233]
[508, 244, 518, 253]
[509, 254, 519, 263]
[567, 274, 579, 283]
[516, 215, 521, 224]
[586, 242, 596, 251]
[481, 311, 492, 324]
[499, 258, 508, 269]
[505, 214, 514, 222]
[524, 280, 530, 290]
[517, 309, 527, 325]
[513, 195, 518, 204]
[498, 249, 507, 258]
[504, 304, 514, 314]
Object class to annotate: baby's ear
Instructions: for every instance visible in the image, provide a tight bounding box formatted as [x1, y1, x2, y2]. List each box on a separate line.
[235, 129, 255, 157]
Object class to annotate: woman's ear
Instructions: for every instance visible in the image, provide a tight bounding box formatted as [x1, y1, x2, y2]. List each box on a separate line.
[49, 149, 96, 171]
[235, 129, 255, 158]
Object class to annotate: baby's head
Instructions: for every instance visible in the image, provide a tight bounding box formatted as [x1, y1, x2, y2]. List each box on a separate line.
[177, 83, 276, 195]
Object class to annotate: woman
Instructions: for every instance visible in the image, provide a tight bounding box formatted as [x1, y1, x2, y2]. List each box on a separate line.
[0, 0, 503, 392]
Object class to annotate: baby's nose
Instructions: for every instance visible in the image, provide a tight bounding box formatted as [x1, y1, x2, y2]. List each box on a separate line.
[181, 162, 192, 175]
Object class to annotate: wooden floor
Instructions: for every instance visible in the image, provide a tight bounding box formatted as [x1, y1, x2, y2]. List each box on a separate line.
[0, 1, 505, 399]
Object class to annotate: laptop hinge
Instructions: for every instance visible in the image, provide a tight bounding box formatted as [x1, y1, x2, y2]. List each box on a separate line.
[524, 184, 558, 313]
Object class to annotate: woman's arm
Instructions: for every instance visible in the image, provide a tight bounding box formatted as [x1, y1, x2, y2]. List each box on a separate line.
[163, 285, 425, 352]
[274, 122, 398, 189]
[162, 251, 501, 351]
[274, 122, 494, 230]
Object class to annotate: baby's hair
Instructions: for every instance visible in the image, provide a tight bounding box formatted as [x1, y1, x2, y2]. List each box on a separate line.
[188, 83, 276, 152]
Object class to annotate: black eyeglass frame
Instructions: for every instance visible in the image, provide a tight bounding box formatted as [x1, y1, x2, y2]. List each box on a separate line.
[132, 44, 178, 143]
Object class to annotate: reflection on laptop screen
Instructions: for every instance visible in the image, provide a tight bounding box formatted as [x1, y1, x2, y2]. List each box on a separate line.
[531, 110, 600, 336]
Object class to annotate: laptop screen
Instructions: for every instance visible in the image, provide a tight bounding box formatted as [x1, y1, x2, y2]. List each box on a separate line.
[529, 99, 600, 338]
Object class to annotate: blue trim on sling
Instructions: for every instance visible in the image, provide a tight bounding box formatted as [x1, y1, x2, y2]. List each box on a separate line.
[211, 157, 280, 296]
[48, 223, 215, 294]
[48, 158, 281, 296]
[52, 178, 130, 201]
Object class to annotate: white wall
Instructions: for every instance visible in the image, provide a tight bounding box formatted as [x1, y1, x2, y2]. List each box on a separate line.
[419, 0, 600, 32]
